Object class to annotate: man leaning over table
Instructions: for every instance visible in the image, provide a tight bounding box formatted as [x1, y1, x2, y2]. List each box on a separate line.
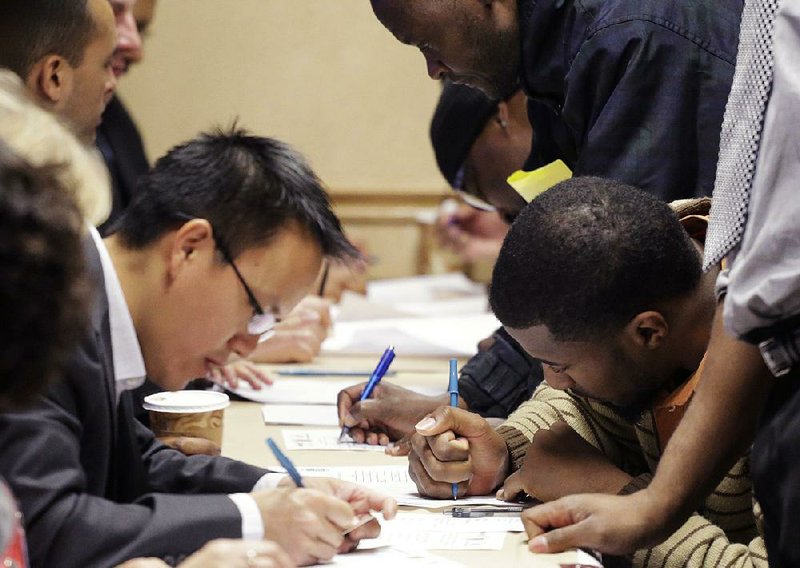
[406, 179, 768, 567]
[0, 128, 396, 568]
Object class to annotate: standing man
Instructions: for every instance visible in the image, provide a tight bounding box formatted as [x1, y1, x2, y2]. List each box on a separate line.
[369, 0, 742, 201]
[513, 2, 800, 567]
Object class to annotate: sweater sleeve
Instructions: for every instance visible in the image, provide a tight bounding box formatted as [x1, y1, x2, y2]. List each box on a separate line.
[497, 383, 647, 474]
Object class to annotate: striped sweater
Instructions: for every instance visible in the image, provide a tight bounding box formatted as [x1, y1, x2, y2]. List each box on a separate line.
[498, 384, 769, 567]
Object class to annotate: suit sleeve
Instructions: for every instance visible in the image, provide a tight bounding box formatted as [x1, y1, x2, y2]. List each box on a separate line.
[0, 355, 267, 568]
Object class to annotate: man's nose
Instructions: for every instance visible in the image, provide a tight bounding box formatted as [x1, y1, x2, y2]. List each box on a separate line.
[542, 366, 575, 391]
[424, 53, 450, 80]
[116, 10, 143, 62]
[228, 331, 260, 359]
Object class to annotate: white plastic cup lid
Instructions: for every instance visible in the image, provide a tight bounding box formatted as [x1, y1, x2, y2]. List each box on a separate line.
[143, 390, 230, 413]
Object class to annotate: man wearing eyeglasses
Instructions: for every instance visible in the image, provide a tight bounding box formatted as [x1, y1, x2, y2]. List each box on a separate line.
[0, 128, 397, 568]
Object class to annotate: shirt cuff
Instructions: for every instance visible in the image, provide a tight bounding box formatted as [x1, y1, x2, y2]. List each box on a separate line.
[228, 493, 265, 541]
[254, 472, 288, 490]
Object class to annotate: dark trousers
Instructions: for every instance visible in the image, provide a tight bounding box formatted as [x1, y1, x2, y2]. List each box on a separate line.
[751, 368, 800, 568]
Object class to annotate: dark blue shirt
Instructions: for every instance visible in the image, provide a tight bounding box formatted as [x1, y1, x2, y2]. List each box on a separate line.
[520, 0, 744, 201]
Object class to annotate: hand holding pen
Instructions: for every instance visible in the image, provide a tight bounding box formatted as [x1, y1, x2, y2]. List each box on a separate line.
[337, 345, 396, 442]
[264, 438, 397, 541]
[408, 377, 511, 500]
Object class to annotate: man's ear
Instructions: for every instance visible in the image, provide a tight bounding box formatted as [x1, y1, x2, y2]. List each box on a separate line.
[495, 101, 510, 130]
[167, 219, 216, 279]
[27, 55, 72, 107]
[625, 311, 669, 350]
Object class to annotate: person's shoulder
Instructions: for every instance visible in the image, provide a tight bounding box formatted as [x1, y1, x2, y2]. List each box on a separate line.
[581, 0, 742, 61]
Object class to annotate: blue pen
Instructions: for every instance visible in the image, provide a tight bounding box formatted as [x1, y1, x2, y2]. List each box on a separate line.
[338, 345, 396, 442]
[265, 438, 304, 488]
[449, 358, 459, 500]
[277, 369, 398, 378]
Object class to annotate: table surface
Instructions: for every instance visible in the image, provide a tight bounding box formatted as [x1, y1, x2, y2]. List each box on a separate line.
[221, 354, 574, 567]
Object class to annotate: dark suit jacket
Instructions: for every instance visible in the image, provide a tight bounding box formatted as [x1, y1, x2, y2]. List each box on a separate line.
[96, 95, 149, 235]
[0, 237, 268, 568]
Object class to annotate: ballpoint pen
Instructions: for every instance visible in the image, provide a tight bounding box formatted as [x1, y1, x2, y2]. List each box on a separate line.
[277, 368, 397, 377]
[448, 506, 528, 518]
[449, 358, 459, 501]
[317, 261, 330, 296]
[338, 345, 396, 442]
[266, 438, 372, 535]
[265, 438, 304, 487]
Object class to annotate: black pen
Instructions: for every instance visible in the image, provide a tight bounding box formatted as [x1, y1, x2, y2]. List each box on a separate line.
[447, 506, 526, 517]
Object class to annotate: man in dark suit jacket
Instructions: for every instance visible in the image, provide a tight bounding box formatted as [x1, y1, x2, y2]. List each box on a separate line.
[97, 95, 149, 234]
[97, 0, 155, 234]
[0, 128, 394, 567]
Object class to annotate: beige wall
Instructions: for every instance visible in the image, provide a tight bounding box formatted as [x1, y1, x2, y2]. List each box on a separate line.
[119, 0, 447, 195]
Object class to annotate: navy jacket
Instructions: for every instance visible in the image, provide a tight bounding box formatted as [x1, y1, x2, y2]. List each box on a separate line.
[520, 0, 744, 201]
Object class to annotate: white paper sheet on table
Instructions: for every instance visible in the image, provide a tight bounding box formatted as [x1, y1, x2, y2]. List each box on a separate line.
[367, 527, 506, 551]
[234, 379, 439, 406]
[312, 546, 464, 567]
[367, 273, 486, 305]
[261, 404, 339, 426]
[294, 465, 519, 510]
[381, 512, 524, 533]
[282, 429, 387, 452]
[234, 380, 354, 405]
[321, 313, 500, 357]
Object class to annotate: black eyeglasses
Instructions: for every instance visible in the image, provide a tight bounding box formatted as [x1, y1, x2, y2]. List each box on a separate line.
[452, 165, 497, 213]
[175, 213, 278, 337]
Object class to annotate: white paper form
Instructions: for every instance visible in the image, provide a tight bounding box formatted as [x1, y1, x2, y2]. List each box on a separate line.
[321, 313, 500, 357]
[261, 404, 339, 426]
[311, 547, 464, 567]
[234, 380, 354, 405]
[235, 379, 439, 406]
[367, 273, 486, 305]
[381, 512, 524, 533]
[370, 528, 506, 551]
[292, 465, 521, 510]
[282, 429, 387, 452]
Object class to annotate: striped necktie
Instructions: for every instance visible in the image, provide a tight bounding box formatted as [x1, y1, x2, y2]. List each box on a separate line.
[704, 0, 781, 270]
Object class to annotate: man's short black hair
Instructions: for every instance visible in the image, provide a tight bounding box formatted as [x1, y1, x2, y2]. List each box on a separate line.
[0, 140, 88, 408]
[490, 177, 702, 342]
[112, 127, 358, 261]
[0, 0, 97, 79]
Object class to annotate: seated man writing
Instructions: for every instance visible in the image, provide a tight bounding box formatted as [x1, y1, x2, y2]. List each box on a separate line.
[0, 127, 395, 568]
[406, 178, 768, 566]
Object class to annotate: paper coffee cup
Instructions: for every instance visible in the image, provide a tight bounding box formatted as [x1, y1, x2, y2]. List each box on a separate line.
[143, 391, 230, 447]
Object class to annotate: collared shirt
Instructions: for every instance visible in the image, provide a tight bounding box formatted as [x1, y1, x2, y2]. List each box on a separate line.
[712, 1, 800, 375]
[88, 227, 284, 539]
[88, 226, 146, 401]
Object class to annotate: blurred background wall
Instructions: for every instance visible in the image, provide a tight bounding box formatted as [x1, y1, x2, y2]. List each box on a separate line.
[120, 0, 454, 278]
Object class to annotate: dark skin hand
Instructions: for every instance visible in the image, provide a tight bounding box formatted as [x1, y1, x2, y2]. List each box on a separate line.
[337, 381, 462, 452]
[407, 406, 509, 499]
[497, 421, 633, 504]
